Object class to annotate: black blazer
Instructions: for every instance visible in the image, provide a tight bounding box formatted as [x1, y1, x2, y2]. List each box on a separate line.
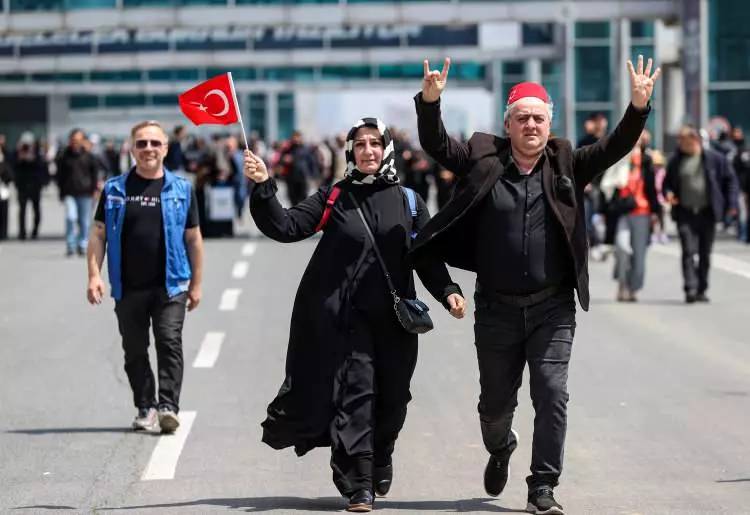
[408, 93, 650, 311]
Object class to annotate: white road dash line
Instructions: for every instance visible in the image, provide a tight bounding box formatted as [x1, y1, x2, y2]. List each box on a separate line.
[219, 288, 241, 311]
[241, 242, 257, 256]
[232, 261, 249, 279]
[192, 332, 225, 368]
[141, 411, 197, 481]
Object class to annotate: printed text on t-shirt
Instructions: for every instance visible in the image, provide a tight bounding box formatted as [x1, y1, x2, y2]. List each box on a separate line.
[127, 195, 160, 207]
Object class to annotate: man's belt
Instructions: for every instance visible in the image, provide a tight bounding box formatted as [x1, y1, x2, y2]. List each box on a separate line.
[476, 282, 562, 308]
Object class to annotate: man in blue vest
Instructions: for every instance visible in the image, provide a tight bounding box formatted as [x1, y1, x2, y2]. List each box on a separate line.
[86, 120, 204, 433]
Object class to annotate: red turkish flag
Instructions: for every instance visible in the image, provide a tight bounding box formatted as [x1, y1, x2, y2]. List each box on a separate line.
[178, 73, 239, 126]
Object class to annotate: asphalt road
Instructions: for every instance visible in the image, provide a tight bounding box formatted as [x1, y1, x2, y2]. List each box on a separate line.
[1, 189, 749, 514]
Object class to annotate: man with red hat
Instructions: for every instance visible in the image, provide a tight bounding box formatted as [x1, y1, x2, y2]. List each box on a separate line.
[409, 56, 660, 514]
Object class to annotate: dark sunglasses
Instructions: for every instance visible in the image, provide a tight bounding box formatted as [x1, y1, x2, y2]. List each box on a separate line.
[134, 139, 164, 149]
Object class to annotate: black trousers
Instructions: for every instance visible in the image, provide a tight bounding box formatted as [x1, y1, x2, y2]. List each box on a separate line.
[473, 289, 576, 490]
[17, 188, 41, 238]
[114, 288, 187, 412]
[0, 198, 8, 240]
[676, 207, 716, 294]
[330, 308, 418, 497]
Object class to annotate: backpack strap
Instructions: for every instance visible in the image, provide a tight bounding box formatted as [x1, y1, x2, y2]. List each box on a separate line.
[400, 186, 419, 239]
[315, 185, 342, 232]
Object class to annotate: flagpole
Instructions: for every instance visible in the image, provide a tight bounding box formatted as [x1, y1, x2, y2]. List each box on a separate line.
[227, 72, 250, 150]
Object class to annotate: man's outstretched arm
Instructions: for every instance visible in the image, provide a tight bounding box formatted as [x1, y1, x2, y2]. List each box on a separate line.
[415, 57, 471, 176]
[573, 55, 661, 186]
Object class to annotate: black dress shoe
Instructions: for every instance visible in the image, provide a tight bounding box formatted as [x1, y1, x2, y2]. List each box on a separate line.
[374, 464, 393, 497]
[685, 292, 697, 304]
[484, 428, 519, 497]
[347, 489, 373, 512]
[696, 292, 710, 302]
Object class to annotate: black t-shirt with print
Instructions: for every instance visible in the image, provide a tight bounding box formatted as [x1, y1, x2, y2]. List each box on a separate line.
[95, 172, 199, 291]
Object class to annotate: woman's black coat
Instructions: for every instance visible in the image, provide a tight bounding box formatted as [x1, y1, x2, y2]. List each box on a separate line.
[250, 177, 460, 455]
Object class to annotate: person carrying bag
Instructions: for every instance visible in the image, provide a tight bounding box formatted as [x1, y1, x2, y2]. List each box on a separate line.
[245, 117, 465, 512]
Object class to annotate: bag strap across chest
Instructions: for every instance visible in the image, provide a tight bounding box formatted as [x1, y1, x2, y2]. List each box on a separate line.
[314, 185, 342, 232]
[316, 184, 418, 237]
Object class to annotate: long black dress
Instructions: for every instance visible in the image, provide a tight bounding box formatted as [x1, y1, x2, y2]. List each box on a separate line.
[250, 176, 460, 496]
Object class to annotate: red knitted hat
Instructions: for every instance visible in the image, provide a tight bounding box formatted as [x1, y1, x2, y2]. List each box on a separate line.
[506, 82, 550, 106]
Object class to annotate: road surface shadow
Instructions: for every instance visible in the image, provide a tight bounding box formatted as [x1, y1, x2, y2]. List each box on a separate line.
[6, 427, 161, 436]
[12, 507, 78, 511]
[378, 498, 524, 512]
[99, 497, 342, 512]
[592, 297, 688, 306]
[100, 497, 525, 512]
[716, 478, 750, 483]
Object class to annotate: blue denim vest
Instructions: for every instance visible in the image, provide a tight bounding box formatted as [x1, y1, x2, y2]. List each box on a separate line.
[103, 169, 193, 300]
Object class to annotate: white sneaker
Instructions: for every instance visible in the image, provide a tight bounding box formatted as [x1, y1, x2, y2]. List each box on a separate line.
[132, 407, 157, 431]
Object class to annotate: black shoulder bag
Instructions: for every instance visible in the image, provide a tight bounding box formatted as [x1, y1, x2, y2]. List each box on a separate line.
[349, 192, 434, 334]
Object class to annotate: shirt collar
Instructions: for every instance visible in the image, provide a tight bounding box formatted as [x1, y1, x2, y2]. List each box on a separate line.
[505, 151, 546, 176]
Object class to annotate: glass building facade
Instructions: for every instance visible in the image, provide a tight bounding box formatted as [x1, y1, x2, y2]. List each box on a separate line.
[573, 21, 613, 143]
[0, 61, 488, 141]
[708, 0, 750, 131]
[6, 0, 743, 149]
[6, 0, 525, 9]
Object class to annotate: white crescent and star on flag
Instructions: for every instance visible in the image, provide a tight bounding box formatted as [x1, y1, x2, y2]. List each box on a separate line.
[189, 89, 230, 116]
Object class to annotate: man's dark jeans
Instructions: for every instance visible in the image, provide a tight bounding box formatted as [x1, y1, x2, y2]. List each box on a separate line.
[114, 288, 187, 412]
[473, 288, 576, 490]
[675, 206, 716, 294]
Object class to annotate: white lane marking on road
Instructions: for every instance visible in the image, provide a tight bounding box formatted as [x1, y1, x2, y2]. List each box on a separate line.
[651, 244, 750, 280]
[219, 288, 241, 311]
[141, 411, 197, 481]
[241, 242, 257, 256]
[192, 332, 225, 368]
[232, 261, 249, 279]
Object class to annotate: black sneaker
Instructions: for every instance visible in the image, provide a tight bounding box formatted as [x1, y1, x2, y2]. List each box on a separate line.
[373, 463, 393, 497]
[685, 292, 697, 304]
[484, 428, 519, 497]
[696, 292, 710, 303]
[526, 486, 564, 514]
[347, 489, 373, 512]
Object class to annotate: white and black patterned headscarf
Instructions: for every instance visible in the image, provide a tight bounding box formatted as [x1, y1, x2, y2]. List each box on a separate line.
[344, 117, 400, 185]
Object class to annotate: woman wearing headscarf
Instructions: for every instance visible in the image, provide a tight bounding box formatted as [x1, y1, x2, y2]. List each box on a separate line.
[245, 118, 466, 512]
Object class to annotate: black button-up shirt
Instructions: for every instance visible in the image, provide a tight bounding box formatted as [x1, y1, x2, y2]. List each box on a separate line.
[475, 153, 572, 295]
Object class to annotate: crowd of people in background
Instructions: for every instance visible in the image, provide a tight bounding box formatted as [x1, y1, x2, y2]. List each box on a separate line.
[577, 113, 746, 302]
[0, 123, 460, 243]
[0, 115, 747, 304]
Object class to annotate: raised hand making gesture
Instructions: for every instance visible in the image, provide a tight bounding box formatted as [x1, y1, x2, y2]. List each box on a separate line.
[422, 57, 451, 103]
[627, 54, 661, 110]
